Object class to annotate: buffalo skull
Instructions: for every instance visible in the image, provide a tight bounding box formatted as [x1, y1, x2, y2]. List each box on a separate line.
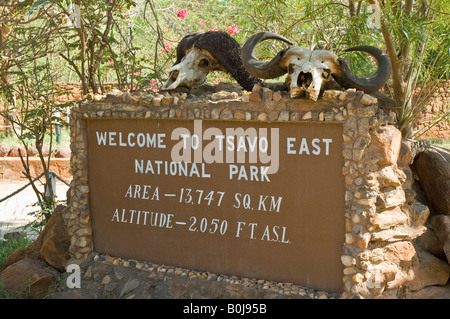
[162, 48, 221, 90]
[162, 31, 271, 92]
[242, 32, 391, 100]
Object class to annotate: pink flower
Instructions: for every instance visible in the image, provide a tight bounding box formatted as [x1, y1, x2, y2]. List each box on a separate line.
[214, 75, 223, 84]
[209, 28, 218, 32]
[226, 24, 240, 35]
[177, 9, 189, 19]
[197, 19, 205, 25]
[160, 44, 172, 54]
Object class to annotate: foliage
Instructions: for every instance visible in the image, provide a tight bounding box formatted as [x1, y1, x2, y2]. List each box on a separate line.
[0, 1, 71, 223]
[372, 0, 449, 137]
[0, 129, 70, 149]
[0, 235, 31, 271]
[1, 0, 448, 140]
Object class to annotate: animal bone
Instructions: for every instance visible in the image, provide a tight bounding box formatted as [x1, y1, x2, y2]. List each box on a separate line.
[162, 31, 292, 92]
[162, 49, 220, 90]
[242, 32, 392, 100]
[280, 47, 337, 100]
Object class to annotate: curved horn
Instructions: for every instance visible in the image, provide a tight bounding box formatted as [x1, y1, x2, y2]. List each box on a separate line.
[241, 32, 294, 79]
[332, 46, 391, 93]
[174, 32, 203, 63]
[193, 31, 268, 91]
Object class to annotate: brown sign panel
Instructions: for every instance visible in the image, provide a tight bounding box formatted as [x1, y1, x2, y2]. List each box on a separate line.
[87, 118, 345, 292]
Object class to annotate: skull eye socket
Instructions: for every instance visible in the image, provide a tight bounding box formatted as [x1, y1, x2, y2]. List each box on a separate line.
[198, 58, 210, 68]
[322, 69, 331, 79]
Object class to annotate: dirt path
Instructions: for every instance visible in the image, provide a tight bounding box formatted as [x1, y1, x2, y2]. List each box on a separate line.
[0, 179, 69, 239]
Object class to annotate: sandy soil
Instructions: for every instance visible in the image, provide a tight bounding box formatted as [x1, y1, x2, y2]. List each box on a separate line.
[0, 179, 69, 239]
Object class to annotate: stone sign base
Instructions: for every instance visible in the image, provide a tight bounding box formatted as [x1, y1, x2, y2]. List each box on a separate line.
[63, 85, 447, 298]
[53, 252, 341, 299]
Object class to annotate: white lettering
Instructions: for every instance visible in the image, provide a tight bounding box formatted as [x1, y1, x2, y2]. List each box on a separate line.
[95, 131, 166, 148]
[96, 131, 107, 145]
[286, 137, 333, 156]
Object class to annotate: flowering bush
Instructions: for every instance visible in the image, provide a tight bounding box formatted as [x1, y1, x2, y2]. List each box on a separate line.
[226, 24, 240, 35]
[177, 9, 189, 19]
[160, 43, 172, 54]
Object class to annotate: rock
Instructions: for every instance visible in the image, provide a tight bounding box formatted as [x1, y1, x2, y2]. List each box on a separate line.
[370, 125, 402, 166]
[38, 209, 70, 271]
[360, 94, 377, 105]
[268, 111, 278, 121]
[341, 255, 356, 267]
[273, 91, 282, 102]
[278, 110, 290, 121]
[152, 97, 161, 106]
[3, 231, 27, 240]
[382, 241, 417, 264]
[121, 91, 131, 103]
[120, 278, 140, 297]
[377, 166, 403, 187]
[302, 112, 312, 120]
[233, 110, 245, 120]
[406, 249, 450, 292]
[211, 91, 239, 101]
[261, 88, 273, 101]
[411, 202, 430, 227]
[0, 144, 10, 157]
[377, 186, 406, 209]
[49, 289, 85, 299]
[429, 215, 450, 264]
[414, 228, 444, 258]
[219, 108, 233, 120]
[7, 146, 26, 157]
[397, 139, 414, 167]
[413, 146, 450, 215]
[55, 145, 72, 158]
[105, 90, 122, 102]
[256, 112, 268, 121]
[290, 112, 300, 121]
[409, 284, 450, 299]
[215, 82, 241, 94]
[27, 145, 39, 156]
[0, 258, 58, 298]
[93, 94, 104, 102]
[371, 225, 426, 242]
[369, 207, 408, 231]
[211, 91, 229, 101]
[5, 206, 70, 271]
[252, 84, 262, 92]
[248, 91, 261, 102]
